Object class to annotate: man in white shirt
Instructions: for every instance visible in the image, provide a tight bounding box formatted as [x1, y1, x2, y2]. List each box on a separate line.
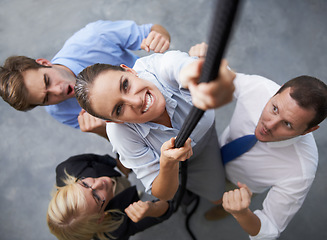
[180, 56, 327, 239]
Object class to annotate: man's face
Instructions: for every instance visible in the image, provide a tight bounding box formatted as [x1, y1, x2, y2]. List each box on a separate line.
[90, 66, 167, 124]
[22, 60, 76, 106]
[255, 87, 316, 142]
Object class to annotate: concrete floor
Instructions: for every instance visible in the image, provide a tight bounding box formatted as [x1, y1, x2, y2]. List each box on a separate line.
[0, 0, 326, 239]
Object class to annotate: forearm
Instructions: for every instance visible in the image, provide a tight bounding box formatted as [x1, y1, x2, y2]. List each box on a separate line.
[150, 24, 171, 42]
[92, 126, 109, 140]
[232, 208, 261, 236]
[147, 201, 169, 218]
[152, 137, 191, 200]
[151, 161, 179, 201]
[78, 110, 109, 140]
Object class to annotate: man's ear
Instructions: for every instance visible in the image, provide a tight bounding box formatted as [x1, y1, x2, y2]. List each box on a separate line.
[35, 58, 52, 67]
[120, 64, 138, 76]
[302, 125, 320, 135]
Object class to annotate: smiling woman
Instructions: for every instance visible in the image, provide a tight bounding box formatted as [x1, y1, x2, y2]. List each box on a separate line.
[47, 153, 173, 240]
[89, 64, 168, 125]
[74, 50, 235, 202]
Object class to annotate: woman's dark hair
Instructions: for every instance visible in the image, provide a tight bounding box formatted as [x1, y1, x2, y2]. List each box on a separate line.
[75, 64, 126, 120]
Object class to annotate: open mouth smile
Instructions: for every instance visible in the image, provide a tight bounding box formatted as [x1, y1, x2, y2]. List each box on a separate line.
[142, 92, 153, 113]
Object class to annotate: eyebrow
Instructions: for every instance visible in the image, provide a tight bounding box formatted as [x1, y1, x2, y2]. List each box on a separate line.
[111, 75, 124, 117]
[42, 74, 47, 105]
[273, 101, 295, 127]
[79, 180, 100, 204]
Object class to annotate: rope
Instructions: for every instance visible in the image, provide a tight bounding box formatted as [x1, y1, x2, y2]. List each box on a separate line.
[173, 0, 241, 239]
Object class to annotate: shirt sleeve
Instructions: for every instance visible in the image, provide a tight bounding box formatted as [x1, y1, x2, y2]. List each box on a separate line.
[47, 111, 79, 129]
[94, 20, 153, 51]
[107, 122, 160, 194]
[44, 99, 81, 129]
[250, 177, 315, 240]
[233, 73, 280, 101]
[51, 20, 153, 75]
[133, 50, 196, 89]
[155, 51, 196, 87]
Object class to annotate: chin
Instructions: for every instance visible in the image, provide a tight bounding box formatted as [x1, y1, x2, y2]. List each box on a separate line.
[255, 131, 269, 142]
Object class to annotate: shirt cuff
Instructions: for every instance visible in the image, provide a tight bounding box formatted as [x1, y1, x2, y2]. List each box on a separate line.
[249, 210, 280, 240]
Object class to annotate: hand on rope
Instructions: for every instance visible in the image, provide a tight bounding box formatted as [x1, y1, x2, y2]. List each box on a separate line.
[179, 58, 236, 110]
[152, 137, 193, 201]
[161, 137, 193, 164]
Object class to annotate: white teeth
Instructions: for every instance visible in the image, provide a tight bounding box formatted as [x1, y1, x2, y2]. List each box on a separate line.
[143, 93, 152, 113]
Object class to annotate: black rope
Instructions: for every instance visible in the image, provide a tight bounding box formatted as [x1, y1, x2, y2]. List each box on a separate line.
[174, 0, 240, 148]
[185, 195, 200, 240]
[173, 0, 241, 239]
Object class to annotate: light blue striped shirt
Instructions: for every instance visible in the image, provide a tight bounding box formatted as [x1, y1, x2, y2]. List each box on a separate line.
[107, 51, 215, 193]
[45, 20, 153, 128]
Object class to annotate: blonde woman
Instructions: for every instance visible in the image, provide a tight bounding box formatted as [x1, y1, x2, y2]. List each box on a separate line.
[47, 153, 173, 240]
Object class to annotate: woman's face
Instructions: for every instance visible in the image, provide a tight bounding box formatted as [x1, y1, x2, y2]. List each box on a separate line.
[77, 176, 115, 214]
[90, 65, 167, 124]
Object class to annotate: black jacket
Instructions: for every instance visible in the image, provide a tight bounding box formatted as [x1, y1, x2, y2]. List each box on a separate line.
[55, 153, 173, 240]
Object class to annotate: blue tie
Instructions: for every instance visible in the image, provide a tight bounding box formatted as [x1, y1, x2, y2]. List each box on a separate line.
[221, 134, 258, 165]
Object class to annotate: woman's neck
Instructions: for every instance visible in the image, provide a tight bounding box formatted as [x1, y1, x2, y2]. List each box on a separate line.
[152, 108, 172, 128]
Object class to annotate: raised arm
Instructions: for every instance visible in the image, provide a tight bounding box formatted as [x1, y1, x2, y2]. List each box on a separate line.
[151, 137, 193, 201]
[222, 182, 261, 236]
[119, 199, 173, 238]
[141, 24, 171, 53]
[179, 57, 235, 110]
[78, 109, 108, 139]
[78, 109, 131, 177]
[125, 200, 169, 222]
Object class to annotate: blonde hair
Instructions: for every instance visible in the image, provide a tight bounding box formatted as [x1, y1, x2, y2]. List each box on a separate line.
[47, 172, 124, 240]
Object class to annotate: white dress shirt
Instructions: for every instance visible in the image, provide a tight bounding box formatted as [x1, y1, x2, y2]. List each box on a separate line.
[221, 73, 318, 239]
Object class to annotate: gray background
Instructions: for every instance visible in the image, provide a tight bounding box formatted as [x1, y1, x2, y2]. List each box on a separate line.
[0, 0, 326, 239]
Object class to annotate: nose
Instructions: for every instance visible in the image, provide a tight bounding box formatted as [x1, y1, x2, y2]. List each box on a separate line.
[265, 116, 280, 131]
[124, 94, 143, 109]
[91, 179, 104, 190]
[48, 83, 63, 96]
